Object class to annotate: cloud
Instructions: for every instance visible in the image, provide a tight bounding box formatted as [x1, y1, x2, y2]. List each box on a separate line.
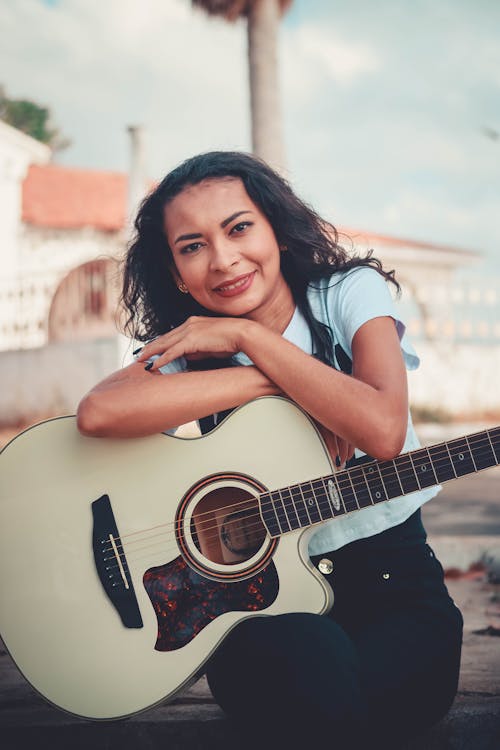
[293, 25, 381, 85]
[1, 0, 499, 267]
[0, 0, 250, 171]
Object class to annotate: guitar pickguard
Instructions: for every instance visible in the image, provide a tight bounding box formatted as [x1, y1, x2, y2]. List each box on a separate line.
[143, 556, 279, 651]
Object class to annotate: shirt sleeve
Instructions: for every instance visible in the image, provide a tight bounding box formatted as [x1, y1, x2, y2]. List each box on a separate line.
[327, 267, 420, 371]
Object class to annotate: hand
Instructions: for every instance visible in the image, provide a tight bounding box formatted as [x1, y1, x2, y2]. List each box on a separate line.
[314, 421, 355, 470]
[136, 316, 251, 371]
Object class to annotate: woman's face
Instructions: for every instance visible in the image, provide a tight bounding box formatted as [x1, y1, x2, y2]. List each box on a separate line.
[163, 177, 293, 326]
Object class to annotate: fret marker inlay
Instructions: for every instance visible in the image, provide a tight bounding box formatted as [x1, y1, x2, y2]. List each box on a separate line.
[327, 479, 341, 511]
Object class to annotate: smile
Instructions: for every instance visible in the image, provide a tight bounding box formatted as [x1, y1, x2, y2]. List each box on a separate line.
[214, 272, 256, 296]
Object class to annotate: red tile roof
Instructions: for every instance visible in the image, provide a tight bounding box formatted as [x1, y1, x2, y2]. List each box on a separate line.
[20, 164, 475, 260]
[22, 164, 128, 231]
[340, 226, 476, 258]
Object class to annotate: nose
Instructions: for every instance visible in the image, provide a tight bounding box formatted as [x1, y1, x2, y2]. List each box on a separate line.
[209, 237, 240, 273]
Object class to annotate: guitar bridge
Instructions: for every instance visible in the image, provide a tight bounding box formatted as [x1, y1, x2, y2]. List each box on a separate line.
[92, 494, 143, 629]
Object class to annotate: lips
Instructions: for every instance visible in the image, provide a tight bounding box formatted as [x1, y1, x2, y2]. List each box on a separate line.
[213, 272, 256, 297]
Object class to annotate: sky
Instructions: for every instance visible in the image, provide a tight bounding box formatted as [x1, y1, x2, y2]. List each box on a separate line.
[2, 0, 499, 270]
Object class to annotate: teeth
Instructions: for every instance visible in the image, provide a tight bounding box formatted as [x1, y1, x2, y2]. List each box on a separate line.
[217, 276, 249, 292]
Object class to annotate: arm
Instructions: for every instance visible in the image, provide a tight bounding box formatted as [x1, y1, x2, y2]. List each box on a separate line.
[136, 314, 408, 461]
[76, 361, 280, 438]
[238, 316, 408, 461]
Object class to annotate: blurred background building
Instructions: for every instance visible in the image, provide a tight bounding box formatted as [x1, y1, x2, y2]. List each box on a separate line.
[1, 115, 498, 439]
[1, 0, 499, 441]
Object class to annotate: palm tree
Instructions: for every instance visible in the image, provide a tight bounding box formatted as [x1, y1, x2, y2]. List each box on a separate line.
[192, 0, 292, 172]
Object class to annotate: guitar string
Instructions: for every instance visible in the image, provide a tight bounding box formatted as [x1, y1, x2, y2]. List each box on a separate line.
[100, 436, 499, 572]
[100, 434, 498, 562]
[103, 446, 500, 574]
[103, 442, 498, 573]
[102, 432, 500, 556]
[101, 431, 497, 553]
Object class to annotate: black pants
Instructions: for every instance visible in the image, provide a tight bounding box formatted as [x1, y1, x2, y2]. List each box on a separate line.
[206, 511, 463, 749]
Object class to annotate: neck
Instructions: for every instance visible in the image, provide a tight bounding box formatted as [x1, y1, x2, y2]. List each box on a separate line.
[258, 426, 500, 537]
[246, 277, 295, 334]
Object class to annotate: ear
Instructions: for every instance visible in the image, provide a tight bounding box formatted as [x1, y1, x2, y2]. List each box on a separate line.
[168, 262, 182, 287]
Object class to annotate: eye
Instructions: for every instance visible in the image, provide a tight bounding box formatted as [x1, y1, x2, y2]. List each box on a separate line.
[230, 221, 252, 235]
[180, 242, 204, 255]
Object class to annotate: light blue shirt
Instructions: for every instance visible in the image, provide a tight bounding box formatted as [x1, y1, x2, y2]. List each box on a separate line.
[150, 267, 440, 554]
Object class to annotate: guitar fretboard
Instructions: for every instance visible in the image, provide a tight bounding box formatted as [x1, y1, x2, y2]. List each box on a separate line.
[259, 427, 500, 537]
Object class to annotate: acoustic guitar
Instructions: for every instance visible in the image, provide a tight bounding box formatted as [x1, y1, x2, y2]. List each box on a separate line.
[0, 397, 498, 720]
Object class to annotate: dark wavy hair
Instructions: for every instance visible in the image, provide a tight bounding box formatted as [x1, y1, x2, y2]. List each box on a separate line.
[122, 150, 399, 365]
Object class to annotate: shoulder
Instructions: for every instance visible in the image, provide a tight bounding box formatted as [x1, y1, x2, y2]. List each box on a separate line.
[307, 266, 420, 370]
[307, 267, 392, 324]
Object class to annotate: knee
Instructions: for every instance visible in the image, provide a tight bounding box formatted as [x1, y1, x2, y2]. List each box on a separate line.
[206, 613, 362, 726]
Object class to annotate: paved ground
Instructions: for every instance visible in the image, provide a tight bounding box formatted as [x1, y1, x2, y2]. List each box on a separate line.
[417, 422, 500, 537]
[1, 572, 499, 750]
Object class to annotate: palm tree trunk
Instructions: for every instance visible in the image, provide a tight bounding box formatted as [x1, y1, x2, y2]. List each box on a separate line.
[247, 0, 286, 172]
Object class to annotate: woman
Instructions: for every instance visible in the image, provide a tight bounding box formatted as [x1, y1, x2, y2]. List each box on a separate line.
[77, 151, 463, 748]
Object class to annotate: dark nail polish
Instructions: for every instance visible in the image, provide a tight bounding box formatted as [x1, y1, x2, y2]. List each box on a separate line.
[133, 346, 143, 355]
[335, 455, 341, 468]
[144, 362, 153, 371]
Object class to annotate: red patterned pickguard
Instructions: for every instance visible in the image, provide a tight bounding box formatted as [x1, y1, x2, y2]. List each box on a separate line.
[143, 556, 279, 651]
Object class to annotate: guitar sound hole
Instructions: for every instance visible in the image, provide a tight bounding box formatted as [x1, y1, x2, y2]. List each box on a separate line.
[190, 487, 266, 566]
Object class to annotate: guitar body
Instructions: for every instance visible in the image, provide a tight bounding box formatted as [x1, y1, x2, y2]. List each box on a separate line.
[0, 397, 333, 720]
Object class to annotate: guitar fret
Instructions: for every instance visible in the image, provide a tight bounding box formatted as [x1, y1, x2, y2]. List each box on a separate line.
[394, 454, 420, 494]
[269, 490, 290, 533]
[319, 478, 334, 516]
[376, 463, 390, 499]
[290, 486, 310, 527]
[301, 481, 322, 524]
[411, 448, 439, 488]
[407, 452, 422, 490]
[465, 436, 478, 472]
[376, 459, 404, 499]
[469, 432, 496, 470]
[280, 488, 301, 531]
[488, 427, 500, 463]
[347, 466, 373, 508]
[259, 493, 281, 537]
[362, 463, 387, 504]
[333, 474, 349, 515]
[333, 471, 359, 513]
[428, 442, 456, 482]
[486, 430, 499, 465]
[298, 484, 314, 526]
[447, 437, 475, 477]
[312, 479, 332, 520]
[344, 470, 361, 510]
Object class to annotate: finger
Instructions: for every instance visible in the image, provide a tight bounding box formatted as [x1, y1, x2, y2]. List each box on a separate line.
[336, 439, 354, 467]
[144, 343, 188, 371]
[136, 331, 180, 362]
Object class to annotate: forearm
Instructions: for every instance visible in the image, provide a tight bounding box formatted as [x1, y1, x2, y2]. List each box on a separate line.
[240, 321, 407, 460]
[77, 364, 279, 438]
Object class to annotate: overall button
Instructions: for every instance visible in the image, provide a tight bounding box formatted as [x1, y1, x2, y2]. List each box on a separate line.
[318, 558, 334, 575]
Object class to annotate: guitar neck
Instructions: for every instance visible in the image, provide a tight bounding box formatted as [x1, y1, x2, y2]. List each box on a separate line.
[259, 426, 500, 537]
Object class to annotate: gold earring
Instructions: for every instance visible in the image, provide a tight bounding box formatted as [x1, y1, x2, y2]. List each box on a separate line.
[177, 282, 189, 294]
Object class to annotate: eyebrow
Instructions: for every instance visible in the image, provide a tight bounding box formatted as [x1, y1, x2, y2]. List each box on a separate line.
[174, 210, 253, 244]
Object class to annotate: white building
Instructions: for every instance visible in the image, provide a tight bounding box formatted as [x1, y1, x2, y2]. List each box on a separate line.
[0, 120, 498, 423]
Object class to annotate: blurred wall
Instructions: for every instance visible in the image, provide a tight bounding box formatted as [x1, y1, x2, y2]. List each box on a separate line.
[0, 337, 124, 424]
[1, 336, 499, 426]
